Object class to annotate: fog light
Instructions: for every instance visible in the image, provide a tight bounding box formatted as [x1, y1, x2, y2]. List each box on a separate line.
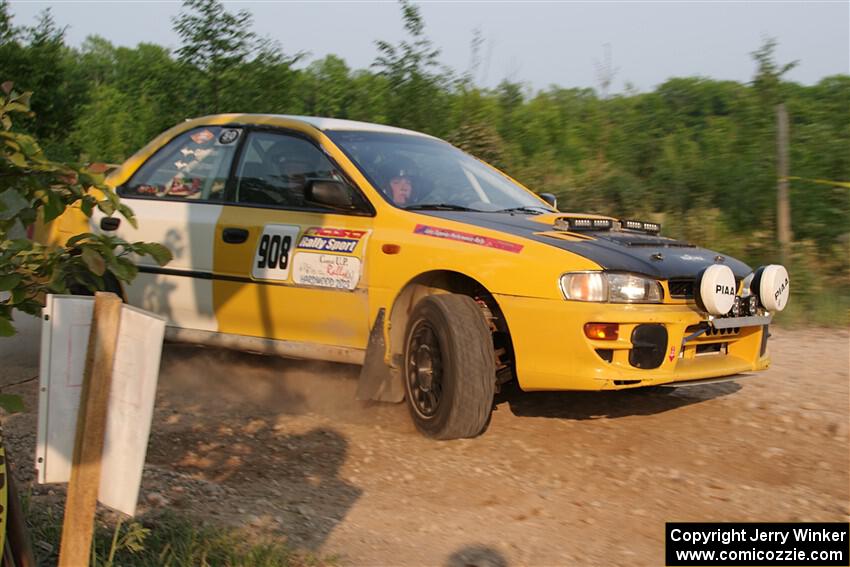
[731, 296, 743, 317]
[584, 323, 619, 340]
[747, 295, 759, 316]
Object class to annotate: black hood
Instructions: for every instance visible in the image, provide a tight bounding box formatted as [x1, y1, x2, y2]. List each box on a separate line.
[417, 211, 752, 280]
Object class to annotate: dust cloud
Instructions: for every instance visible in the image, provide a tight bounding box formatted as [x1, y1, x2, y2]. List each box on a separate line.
[156, 343, 370, 419]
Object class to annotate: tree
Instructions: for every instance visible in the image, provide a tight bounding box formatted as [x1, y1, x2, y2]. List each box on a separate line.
[447, 119, 506, 169]
[13, 9, 76, 156]
[594, 43, 618, 100]
[76, 35, 118, 86]
[751, 37, 797, 107]
[0, 82, 171, 336]
[298, 55, 352, 117]
[0, 0, 15, 43]
[752, 37, 798, 263]
[0, 0, 22, 91]
[172, 0, 256, 113]
[464, 27, 485, 88]
[372, 0, 450, 132]
[69, 84, 157, 163]
[346, 70, 390, 123]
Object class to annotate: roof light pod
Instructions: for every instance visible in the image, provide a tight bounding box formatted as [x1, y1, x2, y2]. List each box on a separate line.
[696, 264, 737, 315]
[553, 217, 615, 232]
[751, 265, 790, 312]
[622, 220, 661, 233]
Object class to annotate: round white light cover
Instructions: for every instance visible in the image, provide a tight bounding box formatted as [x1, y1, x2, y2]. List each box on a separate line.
[698, 264, 737, 315]
[755, 264, 790, 312]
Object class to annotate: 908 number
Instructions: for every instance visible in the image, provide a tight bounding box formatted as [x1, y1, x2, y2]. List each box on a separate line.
[256, 234, 292, 270]
[252, 224, 300, 280]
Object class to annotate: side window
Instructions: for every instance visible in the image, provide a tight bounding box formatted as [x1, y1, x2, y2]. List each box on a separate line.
[121, 127, 241, 201]
[234, 132, 357, 210]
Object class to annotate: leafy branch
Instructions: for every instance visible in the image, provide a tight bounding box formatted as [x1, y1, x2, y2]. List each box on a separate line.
[0, 81, 172, 336]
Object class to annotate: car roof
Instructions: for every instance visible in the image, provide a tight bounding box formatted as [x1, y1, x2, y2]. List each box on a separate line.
[218, 114, 437, 139]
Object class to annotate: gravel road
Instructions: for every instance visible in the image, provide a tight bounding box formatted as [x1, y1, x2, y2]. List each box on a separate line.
[2, 321, 848, 566]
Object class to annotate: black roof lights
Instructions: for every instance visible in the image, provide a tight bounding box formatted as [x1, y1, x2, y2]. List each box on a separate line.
[554, 217, 661, 234]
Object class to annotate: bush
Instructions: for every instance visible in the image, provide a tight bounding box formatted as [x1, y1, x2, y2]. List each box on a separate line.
[0, 81, 171, 336]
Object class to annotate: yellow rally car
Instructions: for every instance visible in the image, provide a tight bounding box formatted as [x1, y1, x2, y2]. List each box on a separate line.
[40, 115, 791, 439]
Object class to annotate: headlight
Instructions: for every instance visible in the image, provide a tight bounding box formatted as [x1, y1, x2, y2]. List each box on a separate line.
[559, 272, 607, 302]
[560, 272, 664, 303]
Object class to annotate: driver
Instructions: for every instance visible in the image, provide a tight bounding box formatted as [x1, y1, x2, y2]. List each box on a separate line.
[378, 158, 419, 207]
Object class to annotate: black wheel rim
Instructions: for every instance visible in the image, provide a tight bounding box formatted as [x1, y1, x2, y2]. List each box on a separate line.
[407, 321, 444, 418]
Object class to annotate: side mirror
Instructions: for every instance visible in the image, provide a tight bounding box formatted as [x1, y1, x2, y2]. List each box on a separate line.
[304, 179, 354, 209]
[540, 192, 558, 210]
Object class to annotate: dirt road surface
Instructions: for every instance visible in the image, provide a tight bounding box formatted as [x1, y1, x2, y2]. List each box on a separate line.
[2, 320, 848, 566]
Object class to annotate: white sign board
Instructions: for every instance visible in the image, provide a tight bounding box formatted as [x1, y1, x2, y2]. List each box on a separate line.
[36, 294, 166, 516]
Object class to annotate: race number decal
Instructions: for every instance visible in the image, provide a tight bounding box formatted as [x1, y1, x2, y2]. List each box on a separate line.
[252, 224, 300, 281]
[292, 253, 362, 290]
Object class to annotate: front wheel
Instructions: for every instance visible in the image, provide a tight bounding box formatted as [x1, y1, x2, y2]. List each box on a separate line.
[403, 294, 496, 440]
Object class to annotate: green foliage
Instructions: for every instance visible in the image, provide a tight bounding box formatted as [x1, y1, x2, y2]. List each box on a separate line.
[173, 0, 255, 72]
[751, 36, 798, 107]
[0, 82, 172, 335]
[373, 0, 450, 133]
[0, 392, 24, 413]
[100, 517, 149, 567]
[0, 0, 15, 43]
[27, 503, 331, 567]
[302, 55, 353, 118]
[173, 0, 257, 113]
[447, 119, 506, 170]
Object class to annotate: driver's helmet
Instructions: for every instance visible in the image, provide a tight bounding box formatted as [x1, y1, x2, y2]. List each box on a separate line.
[376, 156, 420, 206]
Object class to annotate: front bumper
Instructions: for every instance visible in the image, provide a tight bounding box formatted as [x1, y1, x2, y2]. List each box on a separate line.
[495, 295, 771, 391]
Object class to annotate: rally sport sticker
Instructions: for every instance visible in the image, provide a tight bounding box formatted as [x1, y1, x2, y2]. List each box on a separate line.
[292, 253, 362, 291]
[297, 227, 367, 254]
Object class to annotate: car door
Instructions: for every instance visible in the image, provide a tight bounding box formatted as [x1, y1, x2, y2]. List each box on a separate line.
[212, 129, 374, 350]
[101, 125, 241, 331]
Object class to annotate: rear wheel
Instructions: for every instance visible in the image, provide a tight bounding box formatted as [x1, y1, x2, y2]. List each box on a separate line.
[403, 294, 495, 439]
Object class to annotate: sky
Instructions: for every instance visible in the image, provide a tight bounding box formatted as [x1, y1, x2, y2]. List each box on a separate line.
[7, 1, 850, 93]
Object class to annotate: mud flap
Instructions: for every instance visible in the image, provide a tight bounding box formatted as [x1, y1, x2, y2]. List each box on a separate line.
[356, 308, 405, 402]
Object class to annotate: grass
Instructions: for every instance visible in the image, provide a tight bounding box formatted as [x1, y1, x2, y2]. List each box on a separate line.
[24, 500, 337, 567]
[772, 289, 850, 328]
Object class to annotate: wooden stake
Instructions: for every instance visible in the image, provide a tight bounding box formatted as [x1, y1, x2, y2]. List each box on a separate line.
[58, 292, 122, 567]
[776, 102, 793, 265]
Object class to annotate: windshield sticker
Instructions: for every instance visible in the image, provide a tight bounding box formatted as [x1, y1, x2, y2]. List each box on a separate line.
[190, 129, 214, 144]
[252, 224, 301, 281]
[297, 227, 367, 254]
[413, 224, 523, 254]
[292, 253, 362, 290]
[164, 177, 201, 197]
[218, 129, 241, 145]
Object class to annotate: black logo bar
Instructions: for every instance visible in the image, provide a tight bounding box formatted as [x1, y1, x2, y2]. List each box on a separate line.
[666, 522, 849, 566]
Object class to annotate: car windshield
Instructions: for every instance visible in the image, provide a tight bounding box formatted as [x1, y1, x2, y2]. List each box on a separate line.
[326, 131, 553, 212]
